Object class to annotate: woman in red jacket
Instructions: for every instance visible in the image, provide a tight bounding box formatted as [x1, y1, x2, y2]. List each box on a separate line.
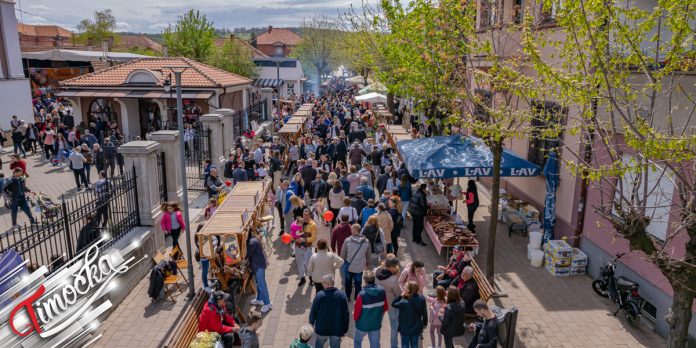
[160, 202, 185, 252]
[198, 291, 239, 347]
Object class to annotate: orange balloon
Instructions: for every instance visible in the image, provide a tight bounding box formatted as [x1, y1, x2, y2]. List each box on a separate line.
[323, 210, 334, 222]
[281, 233, 293, 245]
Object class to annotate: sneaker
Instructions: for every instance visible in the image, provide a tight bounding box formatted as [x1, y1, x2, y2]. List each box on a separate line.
[250, 299, 263, 306]
[261, 304, 272, 313]
[298, 277, 306, 286]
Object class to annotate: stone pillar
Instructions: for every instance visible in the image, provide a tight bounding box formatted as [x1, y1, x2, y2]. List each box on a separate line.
[117, 140, 166, 253]
[200, 113, 225, 167]
[260, 87, 273, 119]
[216, 108, 235, 155]
[148, 130, 183, 202]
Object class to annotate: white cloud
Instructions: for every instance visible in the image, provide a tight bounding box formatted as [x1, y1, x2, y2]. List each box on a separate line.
[27, 4, 52, 11]
[115, 21, 132, 32]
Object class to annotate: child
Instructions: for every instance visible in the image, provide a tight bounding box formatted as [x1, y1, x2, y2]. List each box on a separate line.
[238, 311, 263, 348]
[204, 198, 217, 220]
[256, 162, 268, 180]
[426, 286, 447, 348]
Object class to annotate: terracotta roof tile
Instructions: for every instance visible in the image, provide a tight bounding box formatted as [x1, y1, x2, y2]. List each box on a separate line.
[257, 28, 302, 46]
[59, 57, 252, 88]
[213, 37, 269, 58]
[18, 24, 73, 38]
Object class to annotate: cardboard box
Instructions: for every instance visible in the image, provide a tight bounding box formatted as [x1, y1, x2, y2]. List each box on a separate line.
[545, 262, 571, 276]
[570, 265, 586, 275]
[571, 248, 588, 267]
[545, 252, 572, 267]
[545, 240, 573, 258]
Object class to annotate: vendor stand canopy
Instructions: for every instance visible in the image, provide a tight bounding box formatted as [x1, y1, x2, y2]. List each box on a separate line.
[355, 92, 387, 104]
[358, 82, 387, 95]
[397, 135, 540, 179]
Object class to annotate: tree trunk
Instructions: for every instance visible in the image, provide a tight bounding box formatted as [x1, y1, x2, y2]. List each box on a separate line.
[362, 68, 369, 86]
[667, 279, 695, 348]
[387, 93, 396, 115]
[486, 141, 503, 285]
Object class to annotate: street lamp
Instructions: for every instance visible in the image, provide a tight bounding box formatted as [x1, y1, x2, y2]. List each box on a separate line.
[163, 66, 195, 299]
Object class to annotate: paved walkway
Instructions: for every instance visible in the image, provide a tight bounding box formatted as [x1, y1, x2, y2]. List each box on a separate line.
[93, 183, 666, 348]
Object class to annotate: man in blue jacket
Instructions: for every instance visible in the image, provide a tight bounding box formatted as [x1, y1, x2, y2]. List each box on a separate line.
[309, 275, 349, 348]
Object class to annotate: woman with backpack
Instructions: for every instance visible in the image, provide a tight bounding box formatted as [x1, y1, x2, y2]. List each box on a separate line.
[361, 215, 385, 266]
[465, 180, 480, 232]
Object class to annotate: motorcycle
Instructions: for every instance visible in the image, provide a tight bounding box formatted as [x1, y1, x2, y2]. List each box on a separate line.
[592, 253, 642, 325]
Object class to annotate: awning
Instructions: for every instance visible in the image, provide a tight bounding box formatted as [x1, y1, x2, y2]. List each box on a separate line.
[397, 135, 540, 179]
[56, 90, 214, 100]
[253, 79, 285, 88]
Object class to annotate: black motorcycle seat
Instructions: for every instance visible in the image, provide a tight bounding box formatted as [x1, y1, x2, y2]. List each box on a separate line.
[616, 276, 639, 290]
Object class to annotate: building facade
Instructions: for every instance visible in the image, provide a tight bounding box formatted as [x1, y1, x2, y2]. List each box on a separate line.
[253, 58, 304, 97]
[469, 0, 696, 342]
[57, 57, 252, 139]
[255, 26, 301, 58]
[0, 1, 33, 127]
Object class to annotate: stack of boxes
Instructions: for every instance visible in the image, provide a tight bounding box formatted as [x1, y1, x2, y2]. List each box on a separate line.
[544, 240, 573, 276]
[570, 248, 588, 275]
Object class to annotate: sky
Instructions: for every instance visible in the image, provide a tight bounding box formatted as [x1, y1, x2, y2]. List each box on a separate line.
[15, 0, 377, 33]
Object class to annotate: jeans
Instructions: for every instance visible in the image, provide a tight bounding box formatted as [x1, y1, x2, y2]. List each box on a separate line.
[72, 168, 88, 189]
[387, 307, 399, 348]
[400, 334, 419, 348]
[84, 164, 92, 184]
[294, 245, 311, 278]
[354, 329, 380, 348]
[11, 198, 35, 225]
[432, 270, 454, 289]
[13, 141, 26, 157]
[201, 259, 210, 288]
[401, 201, 409, 219]
[345, 271, 363, 301]
[315, 335, 341, 348]
[467, 204, 479, 231]
[254, 268, 271, 305]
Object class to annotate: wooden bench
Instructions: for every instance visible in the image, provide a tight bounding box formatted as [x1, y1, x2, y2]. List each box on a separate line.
[165, 289, 208, 348]
[471, 259, 497, 302]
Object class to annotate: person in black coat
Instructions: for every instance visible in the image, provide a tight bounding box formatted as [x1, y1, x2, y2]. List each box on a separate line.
[334, 137, 348, 164]
[465, 180, 480, 232]
[375, 169, 389, 196]
[409, 184, 428, 246]
[392, 281, 428, 348]
[467, 300, 499, 348]
[441, 287, 466, 348]
[309, 275, 349, 347]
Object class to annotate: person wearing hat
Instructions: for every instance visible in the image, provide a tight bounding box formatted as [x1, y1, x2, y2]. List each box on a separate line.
[198, 291, 239, 347]
[432, 246, 472, 289]
[375, 255, 402, 348]
[289, 324, 315, 348]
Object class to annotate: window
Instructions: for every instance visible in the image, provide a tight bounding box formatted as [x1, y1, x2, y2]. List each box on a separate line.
[274, 45, 285, 57]
[616, 155, 674, 242]
[514, 0, 524, 24]
[539, 0, 561, 25]
[286, 82, 295, 95]
[527, 100, 566, 166]
[479, 0, 499, 28]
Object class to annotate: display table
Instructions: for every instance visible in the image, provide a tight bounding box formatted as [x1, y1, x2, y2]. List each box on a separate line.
[424, 212, 479, 258]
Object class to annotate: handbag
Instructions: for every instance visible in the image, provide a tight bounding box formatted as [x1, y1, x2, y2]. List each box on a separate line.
[341, 239, 365, 278]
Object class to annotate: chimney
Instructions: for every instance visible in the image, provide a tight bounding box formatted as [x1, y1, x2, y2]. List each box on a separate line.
[268, 25, 273, 33]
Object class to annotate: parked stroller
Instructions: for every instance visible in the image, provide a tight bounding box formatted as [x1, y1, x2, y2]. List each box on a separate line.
[51, 148, 71, 166]
[31, 193, 61, 220]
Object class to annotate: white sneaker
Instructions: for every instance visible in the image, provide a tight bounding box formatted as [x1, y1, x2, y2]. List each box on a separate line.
[261, 304, 272, 313]
[250, 299, 263, 306]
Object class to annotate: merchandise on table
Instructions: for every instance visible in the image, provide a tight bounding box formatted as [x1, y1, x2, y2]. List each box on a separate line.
[425, 211, 478, 246]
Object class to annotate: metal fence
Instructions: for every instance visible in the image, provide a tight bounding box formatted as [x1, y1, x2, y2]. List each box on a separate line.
[232, 99, 268, 138]
[0, 168, 140, 269]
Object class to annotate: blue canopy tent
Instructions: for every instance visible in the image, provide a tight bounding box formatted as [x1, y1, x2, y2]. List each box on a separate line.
[396, 135, 540, 179]
[542, 151, 560, 244]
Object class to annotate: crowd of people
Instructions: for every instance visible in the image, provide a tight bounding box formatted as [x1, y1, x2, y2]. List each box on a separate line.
[195, 81, 496, 348]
